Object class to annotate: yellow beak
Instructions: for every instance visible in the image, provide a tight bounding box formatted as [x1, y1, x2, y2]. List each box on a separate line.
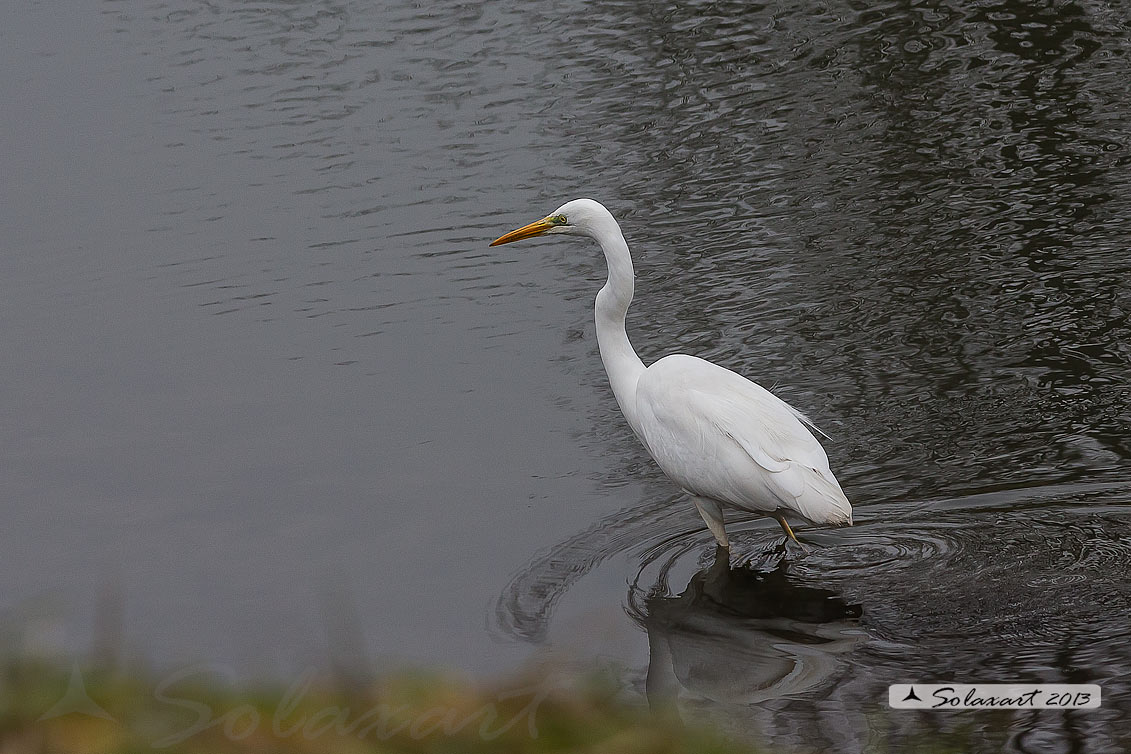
[490, 217, 556, 246]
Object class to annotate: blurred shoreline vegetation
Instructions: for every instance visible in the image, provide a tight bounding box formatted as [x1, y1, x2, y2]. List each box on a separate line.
[0, 589, 1015, 754]
[0, 655, 760, 754]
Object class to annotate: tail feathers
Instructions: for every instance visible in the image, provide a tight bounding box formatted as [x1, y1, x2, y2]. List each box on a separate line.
[791, 469, 853, 527]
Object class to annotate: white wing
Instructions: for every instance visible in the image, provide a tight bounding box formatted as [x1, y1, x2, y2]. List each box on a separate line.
[634, 354, 851, 525]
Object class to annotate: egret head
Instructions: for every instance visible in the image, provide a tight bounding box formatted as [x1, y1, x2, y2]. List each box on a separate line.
[490, 198, 617, 246]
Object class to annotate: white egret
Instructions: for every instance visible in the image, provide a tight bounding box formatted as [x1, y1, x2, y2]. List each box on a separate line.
[491, 199, 851, 548]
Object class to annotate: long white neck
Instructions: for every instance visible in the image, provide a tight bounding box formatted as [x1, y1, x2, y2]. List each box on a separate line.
[591, 220, 646, 432]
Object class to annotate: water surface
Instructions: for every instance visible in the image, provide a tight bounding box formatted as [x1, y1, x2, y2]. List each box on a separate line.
[2, 0, 1130, 750]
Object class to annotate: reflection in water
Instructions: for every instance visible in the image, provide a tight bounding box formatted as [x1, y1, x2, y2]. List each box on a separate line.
[495, 491, 699, 642]
[500, 482, 1131, 750]
[631, 547, 862, 710]
[7, 0, 1131, 748]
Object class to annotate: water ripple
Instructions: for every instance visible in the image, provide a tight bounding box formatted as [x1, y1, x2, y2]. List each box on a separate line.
[497, 480, 1131, 651]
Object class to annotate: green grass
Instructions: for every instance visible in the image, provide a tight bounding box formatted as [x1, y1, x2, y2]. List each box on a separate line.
[0, 659, 765, 754]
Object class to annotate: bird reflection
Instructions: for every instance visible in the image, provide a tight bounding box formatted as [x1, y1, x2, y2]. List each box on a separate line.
[631, 547, 863, 710]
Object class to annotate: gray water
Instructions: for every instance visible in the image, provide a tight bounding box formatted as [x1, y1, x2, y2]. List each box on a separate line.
[3, 0, 1131, 750]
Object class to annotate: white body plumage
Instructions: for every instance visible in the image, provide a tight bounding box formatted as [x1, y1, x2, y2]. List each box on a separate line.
[635, 354, 851, 526]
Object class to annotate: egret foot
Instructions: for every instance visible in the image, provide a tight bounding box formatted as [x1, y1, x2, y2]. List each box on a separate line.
[773, 512, 808, 551]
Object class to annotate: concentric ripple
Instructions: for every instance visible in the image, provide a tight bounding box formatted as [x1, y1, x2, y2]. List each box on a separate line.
[498, 480, 1131, 669]
[495, 481, 1131, 749]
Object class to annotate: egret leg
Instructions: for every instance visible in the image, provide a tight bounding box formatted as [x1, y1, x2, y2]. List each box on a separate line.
[773, 512, 807, 550]
[693, 497, 729, 549]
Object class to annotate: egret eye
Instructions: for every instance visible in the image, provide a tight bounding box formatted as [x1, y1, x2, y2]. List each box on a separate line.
[551, 214, 567, 225]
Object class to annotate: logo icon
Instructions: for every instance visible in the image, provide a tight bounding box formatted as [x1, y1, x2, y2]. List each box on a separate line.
[38, 663, 115, 721]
